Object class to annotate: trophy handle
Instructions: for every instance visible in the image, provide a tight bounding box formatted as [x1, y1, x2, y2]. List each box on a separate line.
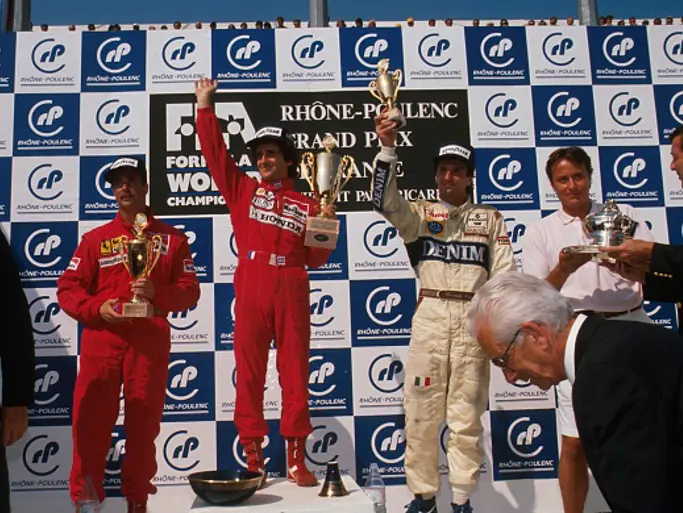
[392, 69, 402, 103]
[338, 156, 355, 191]
[146, 234, 164, 277]
[300, 152, 316, 192]
[368, 82, 384, 104]
[120, 235, 132, 277]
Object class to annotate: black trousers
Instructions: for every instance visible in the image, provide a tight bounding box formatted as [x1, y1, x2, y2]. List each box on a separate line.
[0, 411, 10, 513]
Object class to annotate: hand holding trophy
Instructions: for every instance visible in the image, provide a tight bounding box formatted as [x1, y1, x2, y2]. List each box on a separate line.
[120, 213, 163, 317]
[301, 135, 355, 249]
[369, 58, 406, 129]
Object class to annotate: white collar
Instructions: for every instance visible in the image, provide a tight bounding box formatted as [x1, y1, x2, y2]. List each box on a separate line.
[557, 201, 600, 225]
[564, 314, 588, 384]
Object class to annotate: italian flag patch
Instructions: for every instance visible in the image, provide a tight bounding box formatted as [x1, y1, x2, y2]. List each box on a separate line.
[414, 376, 431, 388]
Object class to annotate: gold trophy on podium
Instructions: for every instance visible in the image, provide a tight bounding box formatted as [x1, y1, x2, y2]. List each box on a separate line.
[300, 136, 355, 249]
[120, 213, 163, 317]
[369, 58, 406, 129]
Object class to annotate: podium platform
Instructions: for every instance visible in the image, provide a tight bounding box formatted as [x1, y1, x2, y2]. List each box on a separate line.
[11, 475, 376, 513]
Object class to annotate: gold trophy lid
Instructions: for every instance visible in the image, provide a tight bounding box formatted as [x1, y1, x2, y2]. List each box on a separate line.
[133, 212, 149, 237]
[322, 135, 337, 152]
[377, 58, 389, 74]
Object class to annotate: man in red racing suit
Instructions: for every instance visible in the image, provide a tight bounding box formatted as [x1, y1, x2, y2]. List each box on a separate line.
[194, 78, 334, 487]
[57, 157, 200, 513]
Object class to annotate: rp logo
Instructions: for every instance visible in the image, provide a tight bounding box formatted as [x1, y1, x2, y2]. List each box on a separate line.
[602, 32, 636, 67]
[643, 300, 662, 318]
[369, 353, 404, 393]
[308, 355, 336, 397]
[609, 91, 641, 127]
[28, 163, 64, 201]
[167, 360, 199, 401]
[227, 35, 262, 71]
[34, 364, 60, 405]
[25, 229, 62, 268]
[96, 162, 116, 200]
[28, 99, 64, 138]
[105, 431, 126, 475]
[548, 91, 582, 128]
[371, 422, 406, 464]
[363, 220, 399, 258]
[485, 93, 518, 128]
[292, 35, 325, 69]
[480, 33, 514, 68]
[310, 288, 335, 327]
[96, 99, 131, 136]
[507, 416, 543, 458]
[542, 33, 575, 66]
[305, 425, 339, 466]
[162, 36, 197, 71]
[505, 218, 526, 255]
[418, 34, 451, 68]
[22, 435, 60, 476]
[31, 38, 66, 74]
[670, 91, 683, 125]
[366, 286, 403, 326]
[613, 152, 648, 189]
[663, 32, 683, 66]
[97, 37, 133, 74]
[169, 304, 199, 331]
[163, 430, 200, 472]
[29, 296, 61, 335]
[233, 434, 271, 468]
[489, 154, 523, 192]
[354, 33, 389, 69]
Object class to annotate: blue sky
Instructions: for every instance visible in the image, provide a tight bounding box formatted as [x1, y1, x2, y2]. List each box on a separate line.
[32, 0, 677, 26]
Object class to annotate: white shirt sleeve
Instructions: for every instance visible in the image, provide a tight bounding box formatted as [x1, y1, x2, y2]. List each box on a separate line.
[521, 222, 553, 279]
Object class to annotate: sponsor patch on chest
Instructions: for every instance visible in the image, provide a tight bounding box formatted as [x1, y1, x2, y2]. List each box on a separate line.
[253, 188, 276, 210]
[425, 219, 445, 235]
[465, 211, 490, 235]
[282, 197, 309, 224]
[249, 205, 305, 235]
[99, 254, 124, 268]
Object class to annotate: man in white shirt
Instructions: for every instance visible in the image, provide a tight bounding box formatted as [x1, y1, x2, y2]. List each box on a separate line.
[521, 146, 653, 513]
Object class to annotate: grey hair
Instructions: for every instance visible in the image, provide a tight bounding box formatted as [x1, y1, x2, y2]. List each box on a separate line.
[467, 271, 575, 346]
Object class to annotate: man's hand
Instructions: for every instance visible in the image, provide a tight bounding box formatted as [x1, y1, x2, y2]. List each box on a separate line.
[600, 239, 655, 272]
[374, 110, 397, 148]
[320, 204, 337, 219]
[195, 77, 218, 109]
[558, 249, 592, 275]
[2, 406, 28, 446]
[131, 278, 156, 301]
[599, 260, 646, 283]
[98, 298, 127, 324]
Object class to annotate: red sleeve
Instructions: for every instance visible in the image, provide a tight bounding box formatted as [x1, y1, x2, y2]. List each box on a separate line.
[196, 106, 251, 209]
[152, 235, 201, 313]
[56, 235, 106, 328]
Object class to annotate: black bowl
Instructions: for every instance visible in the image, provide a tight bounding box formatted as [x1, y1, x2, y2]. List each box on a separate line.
[188, 469, 263, 505]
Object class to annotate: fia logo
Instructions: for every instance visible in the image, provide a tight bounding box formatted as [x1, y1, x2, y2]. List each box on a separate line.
[485, 93, 518, 128]
[305, 425, 340, 466]
[310, 288, 335, 327]
[96, 98, 131, 136]
[366, 286, 403, 326]
[169, 304, 199, 330]
[97, 37, 133, 74]
[602, 31, 636, 67]
[417, 34, 451, 68]
[371, 422, 406, 464]
[480, 32, 514, 68]
[29, 296, 61, 335]
[96, 162, 116, 199]
[22, 434, 61, 476]
[163, 36, 197, 71]
[34, 363, 60, 405]
[167, 359, 199, 401]
[25, 229, 62, 268]
[369, 353, 404, 393]
[547, 91, 582, 128]
[354, 33, 389, 69]
[663, 32, 683, 66]
[308, 355, 337, 397]
[613, 152, 648, 189]
[31, 38, 66, 74]
[363, 220, 399, 258]
[542, 33, 575, 66]
[292, 35, 325, 69]
[489, 154, 523, 192]
[106, 430, 126, 476]
[29, 99, 64, 137]
[227, 35, 262, 71]
[28, 163, 64, 201]
[609, 91, 642, 127]
[507, 416, 543, 458]
[163, 430, 200, 472]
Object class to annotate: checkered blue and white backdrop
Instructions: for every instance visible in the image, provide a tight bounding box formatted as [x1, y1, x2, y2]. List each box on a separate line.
[1, 25, 682, 513]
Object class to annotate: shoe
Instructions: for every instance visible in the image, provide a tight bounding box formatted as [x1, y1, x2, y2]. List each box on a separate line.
[286, 437, 318, 487]
[452, 500, 473, 513]
[405, 495, 437, 513]
[126, 502, 147, 513]
[243, 440, 267, 489]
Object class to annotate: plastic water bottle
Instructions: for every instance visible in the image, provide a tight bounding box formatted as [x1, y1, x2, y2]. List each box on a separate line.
[76, 476, 100, 512]
[364, 463, 387, 513]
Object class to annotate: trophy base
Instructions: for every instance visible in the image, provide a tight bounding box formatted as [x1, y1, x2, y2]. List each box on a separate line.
[304, 217, 340, 249]
[385, 106, 407, 129]
[121, 301, 155, 318]
[563, 245, 616, 263]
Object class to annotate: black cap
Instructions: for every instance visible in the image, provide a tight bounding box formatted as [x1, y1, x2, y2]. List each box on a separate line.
[104, 156, 148, 185]
[246, 125, 299, 177]
[433, 142, 476, 173]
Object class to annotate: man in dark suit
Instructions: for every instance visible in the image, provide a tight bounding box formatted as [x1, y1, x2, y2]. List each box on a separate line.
[0, 229, 35, 513]
[466, 271, 683, 513]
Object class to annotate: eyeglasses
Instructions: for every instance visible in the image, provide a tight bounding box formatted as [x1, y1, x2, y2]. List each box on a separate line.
[491, 327, 522, 369]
